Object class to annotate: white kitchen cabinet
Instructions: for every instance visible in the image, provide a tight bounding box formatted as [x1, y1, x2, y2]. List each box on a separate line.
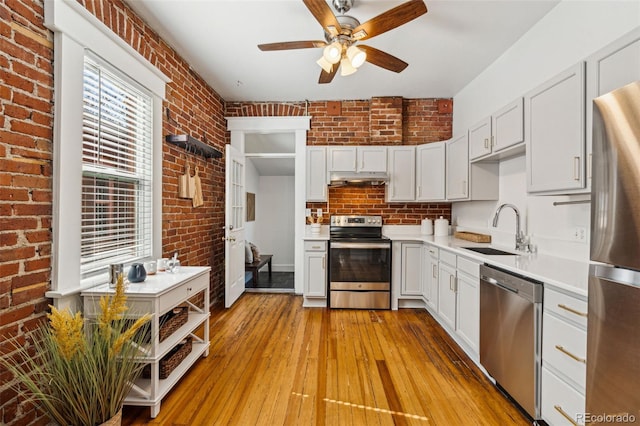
[81, 267, 211, 418]
[469, 98, 524, 162]
[386, 146, 416, 202]
[306, 146, 327, 202]
[437, 250, 457, 330]
[540, 287, 588, 426]
[525, 62, 586, 194]
[400, 242, 422, 296]
[423, 244, 439, 312]
[446, 134, 498, 201]
[303, 240, 327, 298]
[415, 142, 446, 201]
[327, 146, 387, 172]
[586, 27, 640, 188]
[455, 256, 480, 355]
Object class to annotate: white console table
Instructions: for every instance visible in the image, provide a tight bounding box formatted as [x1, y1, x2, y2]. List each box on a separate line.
[81, 266, 211, 418]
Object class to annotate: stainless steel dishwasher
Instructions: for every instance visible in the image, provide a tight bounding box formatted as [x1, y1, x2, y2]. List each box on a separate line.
[479, 264, 543, 420]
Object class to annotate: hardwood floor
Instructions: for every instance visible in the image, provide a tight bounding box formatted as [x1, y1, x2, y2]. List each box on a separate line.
[122, 293, 529, 425]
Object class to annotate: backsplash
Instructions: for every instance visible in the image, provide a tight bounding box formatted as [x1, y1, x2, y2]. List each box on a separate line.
[307, 186, 451, 225]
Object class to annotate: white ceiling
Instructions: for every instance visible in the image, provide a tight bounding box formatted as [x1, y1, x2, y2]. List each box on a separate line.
[125, 0, 560, 102]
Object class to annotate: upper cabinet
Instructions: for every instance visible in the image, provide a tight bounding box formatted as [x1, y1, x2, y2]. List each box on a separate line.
[416, 142, 446, 202]
[327, 146, 387, 172]
[525, 62, 586, 194]
[469, 98, 524, 162]
[306, 146, 327, 202]
[386, 146, 416, 202]
[445, 134, 469, 200]
[586, 28, 640, 188]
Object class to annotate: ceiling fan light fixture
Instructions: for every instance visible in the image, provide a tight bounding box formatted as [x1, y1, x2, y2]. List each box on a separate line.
[347, 45, 366, 68]
[340, 57, 357, 76]
[316, 56, 334, 73]
[323, 42, 342, 64]
[352, 29, 367, 40]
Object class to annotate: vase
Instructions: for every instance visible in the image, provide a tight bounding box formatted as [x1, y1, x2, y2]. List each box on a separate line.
[99, 408, 122, 426]
[311, 223, 321, 234]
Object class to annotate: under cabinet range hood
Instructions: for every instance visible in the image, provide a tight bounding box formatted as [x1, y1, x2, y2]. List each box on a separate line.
[328, 171, 389, 187]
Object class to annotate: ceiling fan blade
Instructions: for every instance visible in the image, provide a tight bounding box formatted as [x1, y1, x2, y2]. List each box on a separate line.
[358, 45, 408, 73]
[303, 0, 342, 36]
[258, 40, 327, 51]
[352, 0, 427, 41]
[319, 64, 338, 84]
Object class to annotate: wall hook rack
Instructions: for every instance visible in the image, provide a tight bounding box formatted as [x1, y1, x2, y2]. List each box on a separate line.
[165, 134, 222, 159]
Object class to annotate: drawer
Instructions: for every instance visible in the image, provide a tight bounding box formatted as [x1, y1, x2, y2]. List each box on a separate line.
[542, 312, 587, 390]
[545, 288, 588, 329]
[457, 256, 480, 278]
[541, 367, 585, 426]
[158, 273, 208, 314]
[304, 241, 327, 252]
[439, 250, 457, 267]
[426, 245, 439, 258]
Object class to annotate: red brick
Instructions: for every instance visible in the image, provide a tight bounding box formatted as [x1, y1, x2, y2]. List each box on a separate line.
[0, 159, 42, 174]
[13, 175, 50, 188]
[2, 73, 34, 94]
[12, 92, 51, 114]
[25, 230, 50, 244]
[0, 262, 19, 276]
[13, 203, 51, 216]
[12, 283, 48, 305]
[0, 188, 29, 201]
[23, 257, 49, 272]
[10, 120, 52, 139]
[0, 304, 34, 326]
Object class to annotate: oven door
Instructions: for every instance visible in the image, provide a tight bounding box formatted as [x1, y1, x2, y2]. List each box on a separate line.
[329, 241, 391, 309]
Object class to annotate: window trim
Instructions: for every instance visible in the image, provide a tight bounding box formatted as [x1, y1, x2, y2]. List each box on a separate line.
[45, 0, 169, 309]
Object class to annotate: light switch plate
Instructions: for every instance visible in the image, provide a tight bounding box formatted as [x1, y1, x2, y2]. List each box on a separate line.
[316, 208, 323, 217]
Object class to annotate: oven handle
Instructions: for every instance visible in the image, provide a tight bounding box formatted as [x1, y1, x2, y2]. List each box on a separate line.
[330, 242, 390, 249]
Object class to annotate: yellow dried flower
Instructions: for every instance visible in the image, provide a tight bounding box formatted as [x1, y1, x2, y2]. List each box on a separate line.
[98, 274, 128, 334]
[47, 306, 84, 360]
[111, 313, 152, 356]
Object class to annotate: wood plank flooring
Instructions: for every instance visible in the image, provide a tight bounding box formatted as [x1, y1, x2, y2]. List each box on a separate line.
[122, 293, 529, 425]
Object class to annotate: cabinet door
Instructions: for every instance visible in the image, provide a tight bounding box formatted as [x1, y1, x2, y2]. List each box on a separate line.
[306, 147, 327, 202]
[456, 271, 479, 354]
[526, 62, 586, 193]
[437, 262, 457, 330]
[357, 146, 387, 172]
[386, 146, 416, 202]
[400, 243, 422, 296]
[327, 146, 356, 172]
[492, 97, 524, 152]
[416, 142, 445, 201]
[445, 134, 469, 200]
[304, 251, 326, 297]
[468, 117, 491, 160]
[586, 28, 640, 188]
[425, 248, 439, 311]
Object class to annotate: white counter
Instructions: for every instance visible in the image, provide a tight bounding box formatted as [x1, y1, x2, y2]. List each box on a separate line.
[383, 230, 589, 297]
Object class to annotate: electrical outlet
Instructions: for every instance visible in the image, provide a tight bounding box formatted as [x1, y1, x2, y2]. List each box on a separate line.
[316, 208, 323, 217]
[305, 208, 311, 217]
[573, 227, 587, 242]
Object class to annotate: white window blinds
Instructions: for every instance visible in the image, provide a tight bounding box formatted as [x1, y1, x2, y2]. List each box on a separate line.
[81, 57, 153, 279]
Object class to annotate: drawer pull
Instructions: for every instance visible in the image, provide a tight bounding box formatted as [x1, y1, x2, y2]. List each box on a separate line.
[554, 405, 578, 426]
[558, 303, 587, 318]
[555, 345, 586, 364]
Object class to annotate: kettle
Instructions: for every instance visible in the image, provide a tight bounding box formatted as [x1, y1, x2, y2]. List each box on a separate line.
[128, 263, 147, 283]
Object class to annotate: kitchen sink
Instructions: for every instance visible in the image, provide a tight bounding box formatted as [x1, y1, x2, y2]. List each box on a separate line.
[462, 247, 518, 256]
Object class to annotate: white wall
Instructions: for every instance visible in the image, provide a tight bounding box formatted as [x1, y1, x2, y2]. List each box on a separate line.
[451, 0, 639, 261]
[245, 159, 259, 245]
[255, 175, 295, 272]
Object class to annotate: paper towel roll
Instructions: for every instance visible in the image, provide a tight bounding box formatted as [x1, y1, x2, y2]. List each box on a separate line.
[434, 216, 449, 237]
[421, 218, 433, 235]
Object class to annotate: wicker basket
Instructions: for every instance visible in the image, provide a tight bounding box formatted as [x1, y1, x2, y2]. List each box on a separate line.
[159, 305, 188, 343]
[143, 336, 193, 379]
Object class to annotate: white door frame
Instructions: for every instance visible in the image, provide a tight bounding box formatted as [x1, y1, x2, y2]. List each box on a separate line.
[226, 116, 311, 295]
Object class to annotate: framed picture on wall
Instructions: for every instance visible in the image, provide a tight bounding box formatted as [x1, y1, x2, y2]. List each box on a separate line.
[246, 192, 255, 222]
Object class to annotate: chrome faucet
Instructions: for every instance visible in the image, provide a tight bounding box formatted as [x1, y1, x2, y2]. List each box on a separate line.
[492, 203, 528, 252]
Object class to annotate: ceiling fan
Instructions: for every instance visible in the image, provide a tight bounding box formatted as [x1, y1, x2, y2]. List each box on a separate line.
[258, 0, 428, 84]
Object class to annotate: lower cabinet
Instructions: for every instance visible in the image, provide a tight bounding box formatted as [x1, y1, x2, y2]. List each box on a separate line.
[304, 240, 327, 299]
[400, 243, 423, 296]
[541, 287, 588, 425]
[437, 250, 457, 330]
[455, 257, 480, 355]
[423, 245, 439, 311]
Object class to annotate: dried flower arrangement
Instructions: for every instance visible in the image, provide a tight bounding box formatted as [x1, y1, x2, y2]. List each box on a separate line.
[1, 275, 151, 425]
[306, 213, 323, 224]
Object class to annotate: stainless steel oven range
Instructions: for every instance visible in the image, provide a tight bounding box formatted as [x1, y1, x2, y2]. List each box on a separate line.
[329, 215, 391, 309]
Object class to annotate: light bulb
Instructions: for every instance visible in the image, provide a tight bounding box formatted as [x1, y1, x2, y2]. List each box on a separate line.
[316, 56, 333, 73]
[323, 42, 342, 64]
[347, 45, 366, 68]
[340, 57, 357, 76]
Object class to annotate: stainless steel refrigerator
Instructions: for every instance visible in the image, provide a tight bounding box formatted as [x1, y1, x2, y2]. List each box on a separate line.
[588, 80, 640, 425]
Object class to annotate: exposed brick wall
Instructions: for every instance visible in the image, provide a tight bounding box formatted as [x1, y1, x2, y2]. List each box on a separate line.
[0, 0, 227, 424]
[227, 97, 453, 224]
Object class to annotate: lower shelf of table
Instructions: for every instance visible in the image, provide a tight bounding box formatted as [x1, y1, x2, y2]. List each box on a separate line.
[124, 340, 209, 407]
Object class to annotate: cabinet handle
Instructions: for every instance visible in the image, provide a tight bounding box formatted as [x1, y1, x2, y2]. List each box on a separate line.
[432, 264, 437, 279]
[449, 275, 457, 292]
[462, 180, 467, 196]
[554, 405, 578, 426]
[558, 303, 587, 318]
[484, 138, 489, 149]
[491, 135, 495, 147]
[322, 256, 325, 270]
[587, 153, 592, 180]
[573, 156, 580, 181]
[555, 345, 586, 364]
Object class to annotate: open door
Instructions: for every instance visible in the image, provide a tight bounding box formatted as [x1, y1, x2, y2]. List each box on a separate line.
[225, 144, 245, 308]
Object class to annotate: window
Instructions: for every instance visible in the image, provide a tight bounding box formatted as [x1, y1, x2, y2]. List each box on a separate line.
[80, 58, 153, 279]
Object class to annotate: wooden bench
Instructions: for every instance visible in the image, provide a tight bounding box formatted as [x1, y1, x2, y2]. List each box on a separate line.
[245, 254, 273, 286]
